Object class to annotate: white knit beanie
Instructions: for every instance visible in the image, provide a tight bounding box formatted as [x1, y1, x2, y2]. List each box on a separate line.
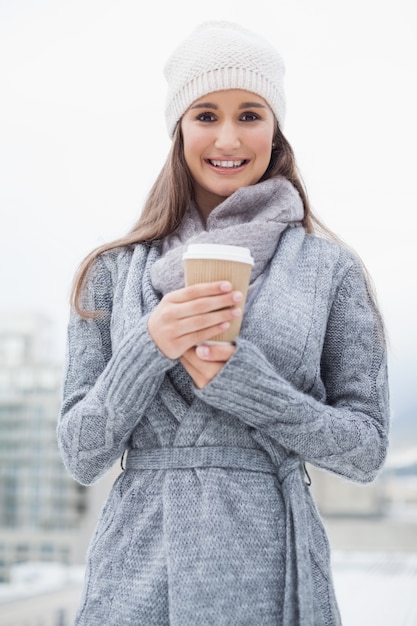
[164, 21, 286, 137]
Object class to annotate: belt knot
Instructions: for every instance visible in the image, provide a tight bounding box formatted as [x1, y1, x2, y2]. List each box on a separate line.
[276, 456, 301, 483]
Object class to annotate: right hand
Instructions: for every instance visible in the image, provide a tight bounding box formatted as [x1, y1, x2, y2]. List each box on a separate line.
[147, 281, 243, 360]
[180, 342, 237, 389]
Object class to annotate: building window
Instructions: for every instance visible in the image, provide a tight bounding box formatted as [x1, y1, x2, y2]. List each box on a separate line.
[40, 543, 54, 560]
[15, 543, 29, 564]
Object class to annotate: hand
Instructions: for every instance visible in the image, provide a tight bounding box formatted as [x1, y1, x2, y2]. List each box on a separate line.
[180, 343, 237, 389]
[148, 281, 242, 360]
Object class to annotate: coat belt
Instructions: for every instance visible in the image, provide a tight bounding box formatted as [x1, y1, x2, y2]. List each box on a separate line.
[125, 445, 280, 474]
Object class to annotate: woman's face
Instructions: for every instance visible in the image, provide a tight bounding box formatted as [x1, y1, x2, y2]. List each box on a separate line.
[181, 89, 275, 219]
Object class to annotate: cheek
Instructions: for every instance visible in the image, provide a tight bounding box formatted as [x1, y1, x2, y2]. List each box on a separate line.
[254, 133, 274, 161]
[181, 121, 208, 160]
[182, 135, 204, 169]
[251, 142, 273, 174]
[181, 122, 193, 165]
[244, 124, 274, 161]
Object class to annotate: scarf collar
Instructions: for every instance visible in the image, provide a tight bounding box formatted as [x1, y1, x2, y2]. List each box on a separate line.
[151, 177, 304, 296]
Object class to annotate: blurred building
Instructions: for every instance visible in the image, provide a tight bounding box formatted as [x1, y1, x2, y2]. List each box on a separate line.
[0, 562, 84, 626]
[0, 313, 88, 582]
[310, 465, 386, 518]
[309, 459, 417, 552]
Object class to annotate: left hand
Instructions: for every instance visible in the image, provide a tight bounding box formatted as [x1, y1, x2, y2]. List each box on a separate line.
[180, 342, 236, 389]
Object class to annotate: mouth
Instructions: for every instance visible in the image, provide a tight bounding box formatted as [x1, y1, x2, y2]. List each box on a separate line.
[206, 159, 248, 169]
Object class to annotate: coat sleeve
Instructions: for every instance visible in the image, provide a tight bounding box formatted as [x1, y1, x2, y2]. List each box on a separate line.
[57, 255, 174, 486]
[196, 259, 390, 483]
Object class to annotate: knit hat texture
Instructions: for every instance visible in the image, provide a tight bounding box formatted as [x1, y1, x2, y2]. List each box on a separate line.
[164, 21, 286, 137]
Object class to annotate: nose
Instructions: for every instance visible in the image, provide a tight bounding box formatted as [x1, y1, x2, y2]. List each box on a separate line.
[214, 121, 240, 151]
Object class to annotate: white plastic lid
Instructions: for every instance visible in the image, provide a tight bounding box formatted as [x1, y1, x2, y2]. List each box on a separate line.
[182, 243, 254, 265]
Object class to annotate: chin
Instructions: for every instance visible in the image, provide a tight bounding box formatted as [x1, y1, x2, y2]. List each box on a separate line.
[213, 184, 244, 198]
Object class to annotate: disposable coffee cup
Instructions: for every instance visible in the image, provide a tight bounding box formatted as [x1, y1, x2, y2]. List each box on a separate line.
[182, 243, 254, 344]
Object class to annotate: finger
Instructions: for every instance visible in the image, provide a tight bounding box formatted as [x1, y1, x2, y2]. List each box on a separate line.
[168, 281, 233, 304]
[196, 343, 236, 361]
[175, 306, 241, 338]
[167, 291, 243, 324]
[179, 320, 231, 348]
[180, 352, 224, 389]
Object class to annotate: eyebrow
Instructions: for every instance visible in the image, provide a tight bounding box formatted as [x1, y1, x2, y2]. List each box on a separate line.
[239, 102, 267, 109]
[190, 101, 267, 110]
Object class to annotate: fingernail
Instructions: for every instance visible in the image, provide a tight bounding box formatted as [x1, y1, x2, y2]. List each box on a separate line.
[231, 307, 242, 318]
[196, 345, 210, 358]
[219, 321, 230, 330]
[232, 291, 243, 303]
[220, 281, 232, 292]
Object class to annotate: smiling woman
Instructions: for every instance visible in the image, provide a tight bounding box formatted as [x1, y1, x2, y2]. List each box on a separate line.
[57, 20, 390, 626]
[181, 90, 276, 217]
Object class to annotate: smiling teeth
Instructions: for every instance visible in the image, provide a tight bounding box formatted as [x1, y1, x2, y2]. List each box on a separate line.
[210, 160, 245, 168]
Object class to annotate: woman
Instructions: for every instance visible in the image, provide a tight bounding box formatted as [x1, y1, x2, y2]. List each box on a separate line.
[58, 21, 390, 625]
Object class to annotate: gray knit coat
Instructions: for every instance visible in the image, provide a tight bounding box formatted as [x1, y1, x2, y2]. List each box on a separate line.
[58, 226, 389, 626]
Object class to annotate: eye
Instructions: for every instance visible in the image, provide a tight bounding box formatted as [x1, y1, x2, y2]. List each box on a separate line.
[240, 112, 261, 122]
[196, 112, 217, 122]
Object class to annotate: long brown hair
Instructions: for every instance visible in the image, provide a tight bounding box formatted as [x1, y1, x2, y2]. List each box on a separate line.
[71, 122, 340, 317]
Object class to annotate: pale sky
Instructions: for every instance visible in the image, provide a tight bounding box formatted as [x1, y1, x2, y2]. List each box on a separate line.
[1, 0, 416, 431]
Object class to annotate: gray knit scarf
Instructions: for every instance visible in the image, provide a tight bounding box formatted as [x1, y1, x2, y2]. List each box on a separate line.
[150, 177, 304, 296]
